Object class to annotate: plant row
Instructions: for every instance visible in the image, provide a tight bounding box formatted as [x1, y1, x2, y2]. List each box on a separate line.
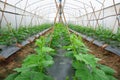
[69, 24, 120, 48]
[5, 23, 117, 80]
[50, 23, 117, 80]
[0, 23, 52, 46]
[51, 23, 70, 48]
[64, 34, 117, 80]
[5, 36, 55, 80]
[4, 23, 70, 80]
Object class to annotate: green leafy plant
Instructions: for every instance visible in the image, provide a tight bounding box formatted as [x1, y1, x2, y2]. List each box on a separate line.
[64, 34, 117, 80]
[5, 36, 54, 80]
[69, 24, 120, 48]
[51, 23, 70, 48]
[0, 23, 51, 46]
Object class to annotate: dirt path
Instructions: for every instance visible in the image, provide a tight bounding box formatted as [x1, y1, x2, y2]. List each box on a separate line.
[47, 48, 73, 80]
[0, 30, 120, 80]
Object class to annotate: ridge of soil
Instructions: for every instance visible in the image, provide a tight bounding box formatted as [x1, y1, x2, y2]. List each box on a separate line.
[83, 39, 120, 80]
[0, 31, 119, 80]
[0, 29, 53, 80]
[0, 43, 35, 80]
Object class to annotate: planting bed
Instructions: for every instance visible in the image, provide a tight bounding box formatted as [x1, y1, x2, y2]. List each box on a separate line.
[0, 23, 119, 80]
[0, 27, 53, 80]
[69, 29, 120, 56]
[0, 43, 35, 79]
[83, 39, 120, 80]
[0, 28, 52, 59]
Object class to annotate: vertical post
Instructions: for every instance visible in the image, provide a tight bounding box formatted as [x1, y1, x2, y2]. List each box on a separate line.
[59, 0, 62, 22]
[83, 5, 90, 26]
[54, 0, 67, 24]
[90, 2, 99, 29]
[96, 0, 105, 27]
[29, 12, 36, 26]
[19, 0, 29, 26]
[54, 0, 59, 24]
[15, 6, 18, 30]
[0, 0, 7, 29]
[62, 0, 67, 24]
[113, 0, 120, 26]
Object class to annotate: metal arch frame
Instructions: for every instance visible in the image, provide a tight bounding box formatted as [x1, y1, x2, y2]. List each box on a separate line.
[31, 5, 83, 13]
[30, 2, 55, 12]
[74, 0, 106, 7]
[42, 12, 78, 23]
[30, 2, 86, 13]
[13, 0, 93, 16]
[34, 7, 77, 15]
[43, 12, 75, 17]
[36, 9, 76, 16]
[15, 0, 24, 5]
[14, 0, 91, 8]
[72, 0, 94, 7]
[65, 2, 86, 9]
[26, 0, 46, 8]
[14, 0, 105, 8]
[37, 7, 78, 17]
[41, 11, 76, 17]
[14, 0, 103, 10]
[25, 0, 91, 13]
[42, 11, 76, 18]
[40, 7, 83, 16]
[14, 0, 106, 16]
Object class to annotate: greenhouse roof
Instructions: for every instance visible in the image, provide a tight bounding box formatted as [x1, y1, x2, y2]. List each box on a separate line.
[1, 0, 120, 21]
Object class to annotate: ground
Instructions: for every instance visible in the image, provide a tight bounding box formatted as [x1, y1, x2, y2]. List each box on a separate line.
[83, 39, 120, 80]
[0, 36, 120, 80]
[0, 43, 35, 80]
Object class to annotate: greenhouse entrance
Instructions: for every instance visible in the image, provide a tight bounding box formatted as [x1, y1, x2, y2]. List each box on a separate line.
[0, 0, 120, 80]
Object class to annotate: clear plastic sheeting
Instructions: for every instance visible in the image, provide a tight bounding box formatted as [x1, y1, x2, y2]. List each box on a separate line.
[0, 0, 120, 32]
[1, 0, 120, 15]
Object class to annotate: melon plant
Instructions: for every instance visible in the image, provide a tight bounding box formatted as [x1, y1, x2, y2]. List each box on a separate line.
[64, 34, 117, 80]
[5, 36, 54, 80]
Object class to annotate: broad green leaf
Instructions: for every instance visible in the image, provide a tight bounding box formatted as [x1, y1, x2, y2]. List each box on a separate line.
[14, 64, 38, 72]
[92, 69, 109, 80]
[64, 51, 74, 58]
[42, 60, 54, 67]
[74, 54, 100, 68]
[75, 68, 93, 80]
[72, 61, 86, 70]
[42, 47, 54, 53]
[22, 54, 40, 67]
[98, 64, 116, 75]
[15, 71, 47, 80]
[107, 75, 117, 80]
[45, 55, 53, 60]
[5, 73, 19, 80]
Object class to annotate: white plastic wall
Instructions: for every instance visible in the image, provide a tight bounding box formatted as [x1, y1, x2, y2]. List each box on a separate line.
[0, 1, 44, 29]
[76, 3, 120, 33]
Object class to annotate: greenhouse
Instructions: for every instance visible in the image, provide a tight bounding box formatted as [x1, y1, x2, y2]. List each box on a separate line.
[0, 0, 120, 80]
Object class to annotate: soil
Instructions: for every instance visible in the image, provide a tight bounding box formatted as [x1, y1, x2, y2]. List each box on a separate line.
[0, 29, 120, 80]
[83, 39, 120, 80]
[0, 43, 35, 80]
[0, 28, 53, 80]
[47, 34, 73, 80]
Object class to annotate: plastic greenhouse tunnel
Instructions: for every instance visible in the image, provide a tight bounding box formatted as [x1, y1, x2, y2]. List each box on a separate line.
[0, 0, 120, 80]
